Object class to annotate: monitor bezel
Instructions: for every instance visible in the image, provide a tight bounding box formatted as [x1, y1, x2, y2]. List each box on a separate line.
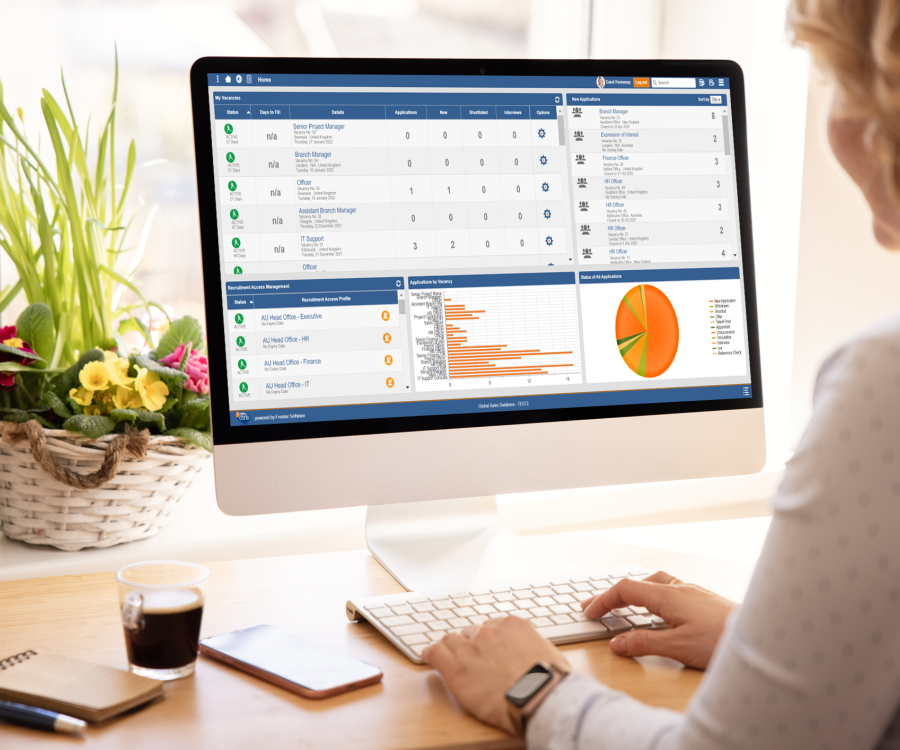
[189, 57, 762, 447]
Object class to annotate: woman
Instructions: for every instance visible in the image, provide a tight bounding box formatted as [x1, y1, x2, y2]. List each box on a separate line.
[423, 1, 900, 747]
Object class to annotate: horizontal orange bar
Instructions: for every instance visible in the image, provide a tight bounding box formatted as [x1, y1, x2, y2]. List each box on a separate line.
[633, 77, 650, 88]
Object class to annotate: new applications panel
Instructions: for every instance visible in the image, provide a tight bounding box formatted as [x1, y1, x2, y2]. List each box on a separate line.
[207, 76, 752, 427]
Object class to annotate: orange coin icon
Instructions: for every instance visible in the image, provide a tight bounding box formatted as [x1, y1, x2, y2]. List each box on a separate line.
[383, 332, 392, 344]
[384, 355, 393, 366]
[386, 377, 395, 388]
[381, 310, 390, 321]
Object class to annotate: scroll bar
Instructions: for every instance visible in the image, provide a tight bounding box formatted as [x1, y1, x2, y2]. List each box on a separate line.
[722, 115, 731, 156]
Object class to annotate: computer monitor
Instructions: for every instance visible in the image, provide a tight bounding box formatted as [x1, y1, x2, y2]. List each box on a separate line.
[189, 58, 764, 591]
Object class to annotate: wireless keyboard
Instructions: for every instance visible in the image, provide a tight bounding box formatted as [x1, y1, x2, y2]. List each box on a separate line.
[346, 565, 667, 664]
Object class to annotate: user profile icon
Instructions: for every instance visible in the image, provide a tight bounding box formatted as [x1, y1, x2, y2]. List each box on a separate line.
[596, 76, 605, 89]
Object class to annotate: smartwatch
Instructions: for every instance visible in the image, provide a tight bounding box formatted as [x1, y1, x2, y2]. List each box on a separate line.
[505, 661, 570, 735]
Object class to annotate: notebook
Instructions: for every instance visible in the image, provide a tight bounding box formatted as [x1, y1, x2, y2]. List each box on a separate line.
[0, 649, 163, 722]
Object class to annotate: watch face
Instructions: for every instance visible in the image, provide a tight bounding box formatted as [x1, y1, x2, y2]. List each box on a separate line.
[507, 669, 553, 708]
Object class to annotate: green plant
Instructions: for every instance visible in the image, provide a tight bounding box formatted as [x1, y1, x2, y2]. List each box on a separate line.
[0, 52, 162, 370]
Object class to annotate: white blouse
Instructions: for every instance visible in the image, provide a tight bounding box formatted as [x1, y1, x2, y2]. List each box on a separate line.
[528, 313, 900, 750]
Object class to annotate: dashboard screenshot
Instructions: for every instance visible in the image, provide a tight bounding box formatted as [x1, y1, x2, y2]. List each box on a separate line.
[205, 73, 752, 427]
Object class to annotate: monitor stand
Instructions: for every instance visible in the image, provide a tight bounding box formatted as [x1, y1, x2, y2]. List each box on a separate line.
[366, 496, 586, 592]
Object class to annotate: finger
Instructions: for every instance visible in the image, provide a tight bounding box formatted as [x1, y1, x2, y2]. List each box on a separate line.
[582, 579, 673, 620]
[641, 570, 681, 585]
[422, 639, 456, 672]
[461, 624, 481, 639]
[608, 627, 680, 659]
[440, 632, 468, 655]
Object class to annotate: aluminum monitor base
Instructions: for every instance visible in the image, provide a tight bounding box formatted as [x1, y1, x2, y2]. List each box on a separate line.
[365, 496, 585, 592]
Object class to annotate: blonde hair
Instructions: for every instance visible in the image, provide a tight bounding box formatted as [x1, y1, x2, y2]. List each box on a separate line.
[789, 0, 900, 205]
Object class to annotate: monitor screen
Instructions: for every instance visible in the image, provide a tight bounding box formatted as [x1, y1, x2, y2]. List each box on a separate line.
[193, 64, 759, 443]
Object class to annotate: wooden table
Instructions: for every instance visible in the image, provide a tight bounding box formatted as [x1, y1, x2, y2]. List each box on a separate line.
[0, 531, 760, 749]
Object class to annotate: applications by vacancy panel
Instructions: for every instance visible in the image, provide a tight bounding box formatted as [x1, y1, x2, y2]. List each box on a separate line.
[206, 75, 752, 427]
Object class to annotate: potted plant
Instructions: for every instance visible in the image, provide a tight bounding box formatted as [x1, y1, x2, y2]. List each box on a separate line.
[0, 58, 211, 551]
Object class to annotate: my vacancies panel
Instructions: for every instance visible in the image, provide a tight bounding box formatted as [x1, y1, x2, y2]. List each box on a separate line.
[206, 74, 753, 426]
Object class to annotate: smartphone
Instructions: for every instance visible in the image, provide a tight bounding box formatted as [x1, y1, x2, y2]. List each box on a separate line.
[199, 624, 383, 699]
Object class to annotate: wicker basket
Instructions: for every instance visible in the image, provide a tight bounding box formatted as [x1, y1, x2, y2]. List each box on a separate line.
[0, 423, 210, 551]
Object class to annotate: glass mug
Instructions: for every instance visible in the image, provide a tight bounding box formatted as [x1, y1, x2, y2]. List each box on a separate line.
[116, 561, 209, 680]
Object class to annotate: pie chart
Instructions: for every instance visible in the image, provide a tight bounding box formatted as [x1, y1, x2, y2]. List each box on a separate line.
[615, 284, 679, 378]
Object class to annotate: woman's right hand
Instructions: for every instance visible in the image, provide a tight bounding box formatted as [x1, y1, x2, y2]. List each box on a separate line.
[581, 570, 736, 670]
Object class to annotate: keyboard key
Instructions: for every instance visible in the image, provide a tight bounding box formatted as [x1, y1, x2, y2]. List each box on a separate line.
[448, 618, 470, 629]
[489, 612, 507, 619]
[428, 594, 450, 601]
[434, 610, 456, 621]
[574, 592, 593, 602]
[531, 607, 552, 618]
[630, 606, 650, 615]
[600, 616, 631, 632]
[392, 623, 430, 636]
[385, 599, 408, 607]
[391, 605, 414, 616]
[493, 592, 515, 603]
[592, 580, 612, 590]
[427, 631, 445, 642]
[469, 588, 490, 596]
[551, 614, 573, 625]
[367, 608, 392, 619]
[495, 601, 516, 612]
[515, 599, 536, 610]
[406, 596, 428, 604]
[628, 615, 653, 628]
[549, 604, 571, 615]
[433, 600, 455, 610]
[588, 573, 610, 582]
[550, 579, 571, 586]
[511, 584, 532, 591]
[401, 633, 430, 645]
[510, 609, 534, 619]
[534, 596, 556, 607]
[411, 643, 428, 657]
[469, 615, 490, 625]
[428, 621, 452, 632]
[382, 615, 414, 627]
[551, 585, 574, 595]
[412, 602, 436, 613]
[413, 612, 435, 624]
[490, 586, 511, 594]
[453, 607, 476, 618]
[533, 587, 554, 597]
[553, 594, 576, 604]
[474, 604, 496, 615]
[569, 576, 590, 584]
[628, 566, 649, 576]
[568, 603, 584, 612]
[610, 608, 632, 617]
[473, 595, 495, 605]
[530, 617, 554, 628]
[513, 590, 536, 600]
[570, 611, 588, 622]
[532, 620, 609, 639]
[448, 592, 469, 599]
[650, 615, 666, 626]
[451, 597, 476, 608]
[571, 582, 594, 593]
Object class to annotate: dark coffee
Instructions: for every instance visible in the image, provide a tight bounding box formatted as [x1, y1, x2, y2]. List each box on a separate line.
[123, 589, 204, 670]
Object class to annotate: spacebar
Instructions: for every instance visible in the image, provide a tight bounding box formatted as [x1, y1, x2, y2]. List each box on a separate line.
[536, 621, 612, 639]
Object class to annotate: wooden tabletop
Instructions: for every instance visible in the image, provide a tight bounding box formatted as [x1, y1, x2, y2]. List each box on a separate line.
[0, 531, 760, 749]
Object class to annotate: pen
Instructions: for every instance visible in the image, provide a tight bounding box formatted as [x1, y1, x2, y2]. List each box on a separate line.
[0, 699, 86, 735]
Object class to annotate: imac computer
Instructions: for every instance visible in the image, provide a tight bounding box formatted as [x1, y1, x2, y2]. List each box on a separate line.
[189, 58, 764, 599]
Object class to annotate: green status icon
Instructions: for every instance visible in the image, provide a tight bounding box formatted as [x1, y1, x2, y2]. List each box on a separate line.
[235, 313, 244, 325]
[224, 123, 233, 134]
[234, 266, 243, 275]
[226, 152, 236, 163]
[230, 209, 239, 220]
[232, 237, 241, 248]
[228, 180, 237, 192]
[239, 382, 249, 393]
[238, 359, 247, 370]
[236, 335, 246, 347]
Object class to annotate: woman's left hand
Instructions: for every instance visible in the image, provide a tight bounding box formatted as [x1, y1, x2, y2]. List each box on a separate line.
[422, 615, 570, 736]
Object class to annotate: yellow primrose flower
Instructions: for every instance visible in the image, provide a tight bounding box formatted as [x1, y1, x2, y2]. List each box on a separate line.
[84, 405, 103, 416]
[113, 386, 134, 410]
[135, 368, 169, 412]
[79, 361, 110, 391]
[69, 387, 93, 406]
[106, 357, 135, 387]
[104, 350, 118, 362]
[3, 337, 24, 348]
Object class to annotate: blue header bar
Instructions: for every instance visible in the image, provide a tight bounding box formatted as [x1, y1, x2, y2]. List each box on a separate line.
[227, 290, 398, 310]
[226, 277, 404, 294]
[579, 268, 740, 284]
[213, 92, 562, 105]
[567, 93, 726, 107]
[214, 103, 561, 121]
[207, 74, 729, 89]
[409, 272, 575, 289]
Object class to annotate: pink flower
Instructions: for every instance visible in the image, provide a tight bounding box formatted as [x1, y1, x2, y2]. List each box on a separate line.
[159, 342, 209, 395]
[0, 324, 37, 391]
